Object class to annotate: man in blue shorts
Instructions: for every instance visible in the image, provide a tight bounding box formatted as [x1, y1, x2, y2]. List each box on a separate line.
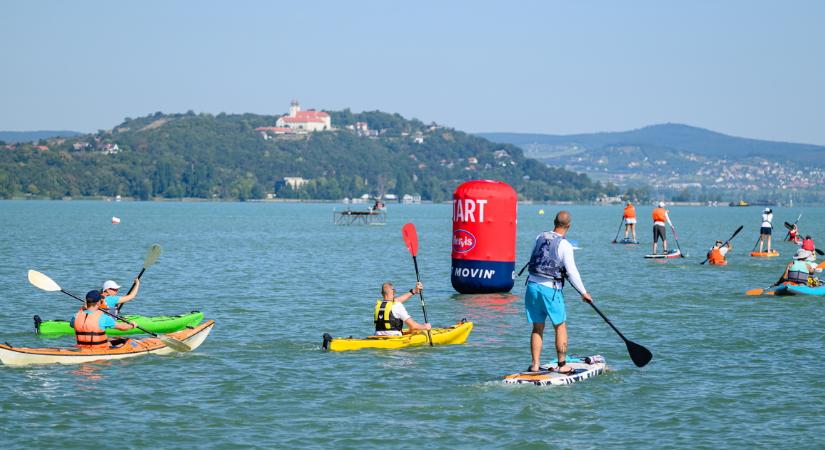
[524, 211, 592, 373]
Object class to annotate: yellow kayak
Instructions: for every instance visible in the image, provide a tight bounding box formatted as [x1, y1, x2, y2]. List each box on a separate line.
[322, 320, 473, 352]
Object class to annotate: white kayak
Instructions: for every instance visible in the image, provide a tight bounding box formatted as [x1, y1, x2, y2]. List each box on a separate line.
[503, 355, 606, 386]
[0, 320, 214, 366]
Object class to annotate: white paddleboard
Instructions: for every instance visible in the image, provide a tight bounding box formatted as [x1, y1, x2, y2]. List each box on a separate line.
[644, 249, 681, 259]
[503, 355, 606, 386]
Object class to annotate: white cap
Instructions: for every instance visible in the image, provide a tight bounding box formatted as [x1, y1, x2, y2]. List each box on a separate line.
[658, 201, 665, 208]
[102, 280, 121, 290]
[794, 249, 811, 260]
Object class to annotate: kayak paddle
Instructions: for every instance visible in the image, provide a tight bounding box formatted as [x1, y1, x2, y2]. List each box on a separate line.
[611, 218, 624, 244]
[27, 269, 191, 352]
[700, 225, 743, 265]
[118, 243, 162, 314]
[401, 223, 433, 346]
[566, 279, 652, 367]
[783, 213, 802, 241]
[783, 221, 794, 231]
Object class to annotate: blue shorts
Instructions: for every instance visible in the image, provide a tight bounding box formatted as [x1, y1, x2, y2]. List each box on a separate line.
[524, 282, 566, 325]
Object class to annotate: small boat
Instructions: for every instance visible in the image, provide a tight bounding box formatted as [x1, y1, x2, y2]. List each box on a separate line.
[322, 320, 473, 352]
[644, 249, 682, 259]
[750, 251, 780, 257]
[34, 311, 204, 337]
[0, 320, 215, 366]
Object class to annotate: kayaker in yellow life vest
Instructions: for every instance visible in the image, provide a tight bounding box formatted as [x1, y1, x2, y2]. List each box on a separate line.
[100, 278, 141, 315]
[70, 290, 137, 349]
[374, 281, 431, 336]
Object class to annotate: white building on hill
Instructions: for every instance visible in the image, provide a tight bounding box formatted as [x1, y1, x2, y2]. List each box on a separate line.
[275, 100, 331, 132]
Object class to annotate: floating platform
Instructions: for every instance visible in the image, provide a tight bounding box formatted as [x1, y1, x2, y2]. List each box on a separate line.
[333, 208, 387, 225]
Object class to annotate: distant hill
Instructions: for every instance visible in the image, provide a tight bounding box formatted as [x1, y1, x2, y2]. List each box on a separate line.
[0, 130, 82, 143]
[478, 124, 825, 203]
[478, 124, 825, 161]
[0, 111, 615, 201]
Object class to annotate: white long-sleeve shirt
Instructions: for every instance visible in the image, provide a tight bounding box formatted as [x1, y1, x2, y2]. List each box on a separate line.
[527, 234, 587, 295]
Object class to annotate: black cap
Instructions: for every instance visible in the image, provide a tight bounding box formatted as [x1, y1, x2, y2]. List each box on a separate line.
[85, 290, 102, 302]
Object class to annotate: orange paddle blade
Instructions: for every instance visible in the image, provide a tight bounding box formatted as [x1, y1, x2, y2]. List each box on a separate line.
[402, 223, 418, 256]
[817, 261, 825, 270]
[745, 288, 765, 296]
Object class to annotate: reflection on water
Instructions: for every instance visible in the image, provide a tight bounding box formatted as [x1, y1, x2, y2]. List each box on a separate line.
[71, 364, 106, 384]
[451, 292, 520, 318]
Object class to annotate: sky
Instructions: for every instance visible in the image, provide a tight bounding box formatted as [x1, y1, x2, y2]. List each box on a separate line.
[1, 1, 823, 144]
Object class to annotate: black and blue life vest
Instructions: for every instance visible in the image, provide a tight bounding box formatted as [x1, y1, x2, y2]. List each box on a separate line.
[527, 232, 566, 283]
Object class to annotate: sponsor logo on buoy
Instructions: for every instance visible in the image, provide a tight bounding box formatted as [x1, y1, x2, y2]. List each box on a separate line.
[111, 216, 121, 224]
[452, 229, 476, 253]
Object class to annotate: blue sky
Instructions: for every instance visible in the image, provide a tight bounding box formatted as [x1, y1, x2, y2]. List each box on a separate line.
[1, 1, 823, 144]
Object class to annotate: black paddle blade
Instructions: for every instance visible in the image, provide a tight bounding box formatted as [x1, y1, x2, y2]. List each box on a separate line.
[784, 222, 794, 230]
[626, 339, 653, 367]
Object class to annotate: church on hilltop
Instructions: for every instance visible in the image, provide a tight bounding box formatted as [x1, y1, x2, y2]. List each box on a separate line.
[275, 100, 331, 131]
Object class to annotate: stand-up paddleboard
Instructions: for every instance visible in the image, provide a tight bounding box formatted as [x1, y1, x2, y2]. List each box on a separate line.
[750, 250, 779, 257]
[617, 238, 639, 245]
[503, 355, 606, 386]
[644, 249, 681, 259]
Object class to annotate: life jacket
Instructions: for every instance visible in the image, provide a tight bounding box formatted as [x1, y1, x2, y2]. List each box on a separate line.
[802, 238, 815, 251]
[374, 300, 404, 332]
[708, 247, 726, 264]
[623, 205, 636, 219]
[786, 260, 812, 285]
[73, 309, 109, 349]
[527, 232, 566, 283]
[652, 208, 667, 223]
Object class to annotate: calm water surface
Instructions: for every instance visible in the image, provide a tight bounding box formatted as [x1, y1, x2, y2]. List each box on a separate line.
[0, 201, 823, 448]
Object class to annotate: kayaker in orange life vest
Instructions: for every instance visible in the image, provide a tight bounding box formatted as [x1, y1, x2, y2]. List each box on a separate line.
[623, 201, 637, 242]
[651, 202, 673, 255]
[374, 281, 431, 336]
[70, 290, 137, 349]
[707, 240, 731, 265]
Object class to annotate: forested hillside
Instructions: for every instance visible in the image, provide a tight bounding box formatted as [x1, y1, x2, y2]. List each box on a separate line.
[0, 110, 618, 201]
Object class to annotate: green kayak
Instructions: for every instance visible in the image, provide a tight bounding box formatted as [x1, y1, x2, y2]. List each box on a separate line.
[34, 311, 204, 338]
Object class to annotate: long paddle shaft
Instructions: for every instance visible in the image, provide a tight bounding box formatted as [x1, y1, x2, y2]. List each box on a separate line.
[565, 279, 652, 368]
[612, 218, 625, 243]
[118, 244, 162, 314]
[27, 270, 190, 352]
[401, 223, 433, 346]
[701, 225, 744, 265]
[669, 223, 685, 257]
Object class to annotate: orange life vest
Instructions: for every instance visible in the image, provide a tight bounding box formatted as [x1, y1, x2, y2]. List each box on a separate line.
[652, 208, 667, 223]
[623, 205, 636, 219]
[708, 247, 726, 264]
[73, 309, 109, 349]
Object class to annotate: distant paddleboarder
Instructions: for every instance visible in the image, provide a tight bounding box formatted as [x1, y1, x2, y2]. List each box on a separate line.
[651, 202, 672, 255]
[706, 241, 731, 265]
[758, 208, 774, 254]
[623, 201, 637, 242]
[524, 211, 592, 374]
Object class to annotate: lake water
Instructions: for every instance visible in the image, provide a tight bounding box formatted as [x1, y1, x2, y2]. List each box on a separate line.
[0, 201, 823, 448]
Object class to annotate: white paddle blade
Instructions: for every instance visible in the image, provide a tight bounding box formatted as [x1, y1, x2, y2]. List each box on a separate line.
[28, 270, 62, 292]
[144, 244, 162, 268]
